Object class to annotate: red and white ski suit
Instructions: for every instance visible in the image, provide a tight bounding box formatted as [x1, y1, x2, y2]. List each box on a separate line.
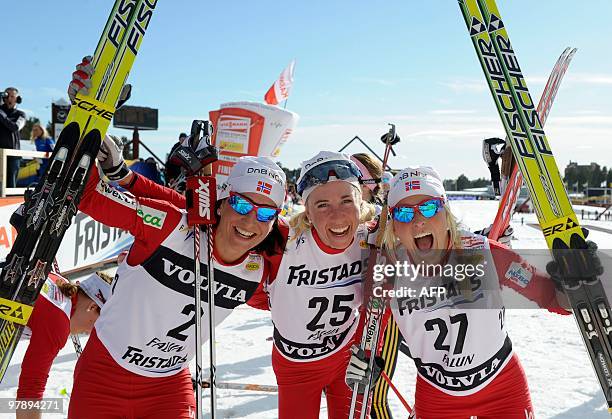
[265, 224, 370, 418]
[68, 169, 269, 419]
[17, 272, 74, 400]
[389, 231, 569, 419]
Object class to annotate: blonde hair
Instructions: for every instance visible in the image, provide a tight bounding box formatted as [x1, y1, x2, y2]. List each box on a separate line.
[30, 123, 49, 142]
[56, 276, 79, 298]
[56, 271, 113, 299]
[289, 186, 376, 240]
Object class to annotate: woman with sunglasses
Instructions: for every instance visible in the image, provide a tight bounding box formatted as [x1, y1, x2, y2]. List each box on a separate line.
[64, 133, 285, 418]
[346, 166, 570, 419]
[260, 150, 376, 418]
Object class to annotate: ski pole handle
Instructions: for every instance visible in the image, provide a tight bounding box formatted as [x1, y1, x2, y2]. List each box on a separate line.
[186, 176, 217, 226]
[185, 119, 218, 226]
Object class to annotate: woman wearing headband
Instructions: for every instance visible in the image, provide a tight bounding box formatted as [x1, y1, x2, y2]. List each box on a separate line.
[65, 132, 286, 418]
[17, 272, 111, 419]
[346, 166, 570, 419]
[261, 151, 375, 418]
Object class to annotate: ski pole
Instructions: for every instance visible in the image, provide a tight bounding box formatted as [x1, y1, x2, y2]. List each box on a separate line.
[52, 259, 83, 357]
[192, 378, 278, 393]
[488, 47, 577, 240]
[185, 120, 218, 419]
[349, 123, 400, 419]
[380, 371, 412, 414]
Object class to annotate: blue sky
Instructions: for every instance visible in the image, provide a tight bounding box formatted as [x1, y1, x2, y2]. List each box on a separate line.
[4, 0, 612, 179]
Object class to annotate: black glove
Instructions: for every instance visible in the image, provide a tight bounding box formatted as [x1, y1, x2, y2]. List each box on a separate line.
[546, 228, 604, 290]
[345, 345, 385, 394]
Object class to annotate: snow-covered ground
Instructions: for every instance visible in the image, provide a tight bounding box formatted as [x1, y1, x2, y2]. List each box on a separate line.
[1, 200, 611, 418]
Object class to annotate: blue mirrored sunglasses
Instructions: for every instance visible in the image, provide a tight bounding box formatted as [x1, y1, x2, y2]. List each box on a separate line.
[228, 192, 281, 222]
[391, 198, 444, 223]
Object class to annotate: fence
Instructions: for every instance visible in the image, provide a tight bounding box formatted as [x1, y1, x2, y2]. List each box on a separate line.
[580, 209, 612, 221]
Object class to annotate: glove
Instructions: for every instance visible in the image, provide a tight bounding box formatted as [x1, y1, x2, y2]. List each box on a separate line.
[345, 345, 384, 394]
[68, 56, 94, 103]
[68, 55, 131, 108]
[474, 224, 513, 248]
[546, 228, 604, 290]
[98, 135, 130, 182]
[482, 138, 505, 195]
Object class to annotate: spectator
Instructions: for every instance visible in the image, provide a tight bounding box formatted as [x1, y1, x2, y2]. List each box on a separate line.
[30, 123, 55, 152]
[31, 123, 55, 179]
[0, 87, 26, 188]
[350, 152, 384, 208]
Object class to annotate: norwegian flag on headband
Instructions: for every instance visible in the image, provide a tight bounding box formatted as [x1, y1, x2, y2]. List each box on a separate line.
[264, 60, 296, 105]
[405, 180, 421, 191]
[257, 181, 272, 195]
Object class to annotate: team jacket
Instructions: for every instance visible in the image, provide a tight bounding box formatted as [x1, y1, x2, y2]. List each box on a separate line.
[265, 224, 369, 362]
[78, 168, 268, 377]
[18, 273, 74, 399]
[0, 104, 26, 150]
[390, 231, 568, 396]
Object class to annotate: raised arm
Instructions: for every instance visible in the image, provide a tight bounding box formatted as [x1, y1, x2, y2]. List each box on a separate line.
[491, 240, 570, 314]
[78, 164, 183, 263]
[121, 171, 186, 208]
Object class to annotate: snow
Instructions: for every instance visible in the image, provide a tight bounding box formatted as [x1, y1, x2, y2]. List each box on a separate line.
[2, 200, 611, 418]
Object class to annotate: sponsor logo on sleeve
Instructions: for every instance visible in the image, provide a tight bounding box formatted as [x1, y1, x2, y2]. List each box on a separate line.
[96, 181, 136, 208]
[137, 205, 167, 229]
[505, 262, 532, 288]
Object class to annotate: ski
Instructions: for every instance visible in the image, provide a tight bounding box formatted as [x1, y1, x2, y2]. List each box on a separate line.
[192, 378, 278, 393]
[0, 129, 79, 299]
[458, 0, 612, 411]
[488, 47, 577, 241]
[0, 0, 158, 381]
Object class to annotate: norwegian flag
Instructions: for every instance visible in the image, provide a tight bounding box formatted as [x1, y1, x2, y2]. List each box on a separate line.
[405, 180, 421, 191]
[96, 289, 107, 304]
[257, 181, 272, 195]
[264, 60, 296, 105]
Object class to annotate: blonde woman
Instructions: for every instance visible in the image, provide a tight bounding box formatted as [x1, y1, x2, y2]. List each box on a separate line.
[347, 166, 570, 419]
[30, 123, 54, 179]
[30, 124, 54, 152]
[263, 151, 376, 418]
